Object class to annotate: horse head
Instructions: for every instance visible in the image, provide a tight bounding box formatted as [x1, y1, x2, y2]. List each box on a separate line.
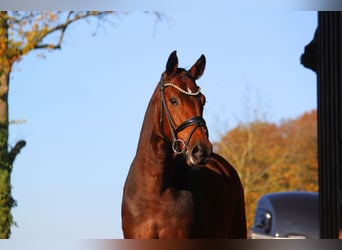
[159, 50, 212, 166]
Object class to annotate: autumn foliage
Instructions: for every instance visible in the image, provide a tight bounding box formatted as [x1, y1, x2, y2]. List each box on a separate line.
[214, 109, 318, 232]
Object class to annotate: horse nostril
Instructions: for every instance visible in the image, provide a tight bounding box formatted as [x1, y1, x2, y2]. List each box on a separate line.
[192, 144, 203, 156]
[191, 144, 208, 164]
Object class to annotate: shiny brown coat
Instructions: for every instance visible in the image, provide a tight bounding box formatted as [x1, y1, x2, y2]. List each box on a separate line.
[121, 51, 246, 238]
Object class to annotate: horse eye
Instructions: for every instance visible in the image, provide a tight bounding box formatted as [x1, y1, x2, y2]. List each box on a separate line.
[169, 97, 178, 106]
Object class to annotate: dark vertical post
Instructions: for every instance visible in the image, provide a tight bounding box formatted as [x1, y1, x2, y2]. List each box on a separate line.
[301, 11, 342, 239]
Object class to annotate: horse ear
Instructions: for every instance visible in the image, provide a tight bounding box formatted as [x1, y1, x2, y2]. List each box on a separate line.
[165, 50, 178, 76]
[188, 54, 206, 80]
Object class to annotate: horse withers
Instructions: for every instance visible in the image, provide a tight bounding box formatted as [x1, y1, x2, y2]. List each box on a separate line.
[121, 51, 246, 238]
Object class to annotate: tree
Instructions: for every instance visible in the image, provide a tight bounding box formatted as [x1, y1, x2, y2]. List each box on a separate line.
[214, 109, 318, 233]
[0, 11, 163, 238]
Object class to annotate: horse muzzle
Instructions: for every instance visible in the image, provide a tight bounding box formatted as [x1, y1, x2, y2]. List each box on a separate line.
[187, 142, 212, 166]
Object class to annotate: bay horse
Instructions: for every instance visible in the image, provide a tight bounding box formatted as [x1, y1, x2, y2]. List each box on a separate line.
[121, 51, 246, 238]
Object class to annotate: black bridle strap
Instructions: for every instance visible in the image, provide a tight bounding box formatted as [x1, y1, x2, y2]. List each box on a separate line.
[175, 116, 207, 137]
[160, 79, 178, 143]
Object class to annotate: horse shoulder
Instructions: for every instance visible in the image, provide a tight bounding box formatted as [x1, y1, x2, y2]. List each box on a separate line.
[207, 153, 242, 183]
[207, 153, 247, 238]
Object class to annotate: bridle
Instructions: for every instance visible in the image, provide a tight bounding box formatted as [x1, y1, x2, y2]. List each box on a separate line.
[159, 76, 209, 155]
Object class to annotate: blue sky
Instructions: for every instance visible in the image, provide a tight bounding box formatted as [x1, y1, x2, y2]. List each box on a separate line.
[7, 11, 317, 239]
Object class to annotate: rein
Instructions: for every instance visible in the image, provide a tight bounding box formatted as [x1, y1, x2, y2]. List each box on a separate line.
[159, 76, 208, 154]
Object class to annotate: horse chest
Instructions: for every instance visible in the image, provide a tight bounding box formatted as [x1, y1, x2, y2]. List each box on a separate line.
[147, 189, 194, 220]
[157, 190, 196, 238]
[159, 189, 194, 216]
[124, 188, 195, 238]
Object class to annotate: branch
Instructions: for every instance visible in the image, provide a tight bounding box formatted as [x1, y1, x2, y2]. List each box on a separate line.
[8, 140, 26, 165]
[34, 44, 61, 50]
[33, 11, 116, 51]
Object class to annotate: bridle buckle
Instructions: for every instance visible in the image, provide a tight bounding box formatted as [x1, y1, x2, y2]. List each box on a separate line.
[172, 139, 186, 154]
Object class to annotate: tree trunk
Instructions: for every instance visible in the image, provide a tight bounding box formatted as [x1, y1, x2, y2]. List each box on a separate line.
[0, 11, 25, 239]
[0, 10, 14, 239]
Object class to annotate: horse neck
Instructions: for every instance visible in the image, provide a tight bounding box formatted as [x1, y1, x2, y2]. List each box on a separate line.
[135, 84, 172, 166]
[131, 85, 182, 193]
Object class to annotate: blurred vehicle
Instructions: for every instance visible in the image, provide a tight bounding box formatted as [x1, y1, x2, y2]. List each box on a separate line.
[250, 191, 319, 239]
